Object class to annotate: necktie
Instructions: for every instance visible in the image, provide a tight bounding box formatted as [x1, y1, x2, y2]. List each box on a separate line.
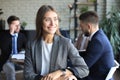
[12, 34, 18, 54]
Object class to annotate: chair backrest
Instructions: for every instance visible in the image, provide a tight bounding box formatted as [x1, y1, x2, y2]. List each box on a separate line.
[105, 60, 119, 80]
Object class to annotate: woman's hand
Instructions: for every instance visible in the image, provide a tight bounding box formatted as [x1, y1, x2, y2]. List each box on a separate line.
[42, 70, 63, 80]
[41, 69, 76, 80]
[65, 74, 77, 80]
[55, 74, 77, 80]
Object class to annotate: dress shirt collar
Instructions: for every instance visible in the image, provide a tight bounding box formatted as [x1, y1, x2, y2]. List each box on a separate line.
[11, 33, 18, 37]
[89, 29, 99, 41]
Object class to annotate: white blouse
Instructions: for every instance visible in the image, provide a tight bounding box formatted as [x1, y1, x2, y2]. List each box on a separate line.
[41, 39, 53, 75]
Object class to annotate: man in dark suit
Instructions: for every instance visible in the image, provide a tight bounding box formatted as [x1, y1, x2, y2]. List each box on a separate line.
[0, 15, 27, 80]
[78, 11, 114, 80]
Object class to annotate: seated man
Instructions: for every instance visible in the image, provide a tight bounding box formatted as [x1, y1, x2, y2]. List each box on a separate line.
[77, 11, 114, 80]
[0, 15, 27, 80]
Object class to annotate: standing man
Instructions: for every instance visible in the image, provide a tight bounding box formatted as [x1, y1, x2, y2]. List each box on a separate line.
[78, 11, 114, 80]
[0, 15, 27, 80]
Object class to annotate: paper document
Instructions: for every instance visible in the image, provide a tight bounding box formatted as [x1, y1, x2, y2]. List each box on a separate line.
[78, 49, 86, 52]
[11, 53, 25, 59]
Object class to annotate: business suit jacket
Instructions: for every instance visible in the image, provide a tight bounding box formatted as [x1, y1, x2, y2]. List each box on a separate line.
[24, 34, 89, 80]
[82, 29, 114, 80]
[0, 30, 27, 71]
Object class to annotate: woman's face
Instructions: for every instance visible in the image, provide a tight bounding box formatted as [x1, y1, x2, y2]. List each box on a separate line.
[42, 11, 59, 35]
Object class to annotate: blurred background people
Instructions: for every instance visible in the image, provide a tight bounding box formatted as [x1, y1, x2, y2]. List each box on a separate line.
[77, 11, 114, 80]
[0, 15, 27, 80]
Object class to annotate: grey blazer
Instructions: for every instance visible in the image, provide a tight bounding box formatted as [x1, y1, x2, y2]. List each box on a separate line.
[24, 35, 89, 80]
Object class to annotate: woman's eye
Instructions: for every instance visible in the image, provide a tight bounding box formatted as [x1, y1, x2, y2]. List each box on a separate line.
[44, 17, 58, 22]
[45, 18, 51, 22]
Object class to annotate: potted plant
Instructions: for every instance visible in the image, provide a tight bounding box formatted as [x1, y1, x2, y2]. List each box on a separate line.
[100, 8, 120, 59]
[87, 0, 96, 2]
[21, 21, 27, 30]
[79, 6, 88, 13]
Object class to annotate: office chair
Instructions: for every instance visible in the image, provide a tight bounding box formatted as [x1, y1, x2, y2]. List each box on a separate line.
[105, 60, 119, 80]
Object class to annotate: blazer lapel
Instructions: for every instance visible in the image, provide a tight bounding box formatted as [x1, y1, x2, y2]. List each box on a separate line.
[35, 40, 42, 73]
[49, 35, 59, 72]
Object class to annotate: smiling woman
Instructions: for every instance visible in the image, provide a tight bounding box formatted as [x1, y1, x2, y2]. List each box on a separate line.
[24, 5, 89, 80]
